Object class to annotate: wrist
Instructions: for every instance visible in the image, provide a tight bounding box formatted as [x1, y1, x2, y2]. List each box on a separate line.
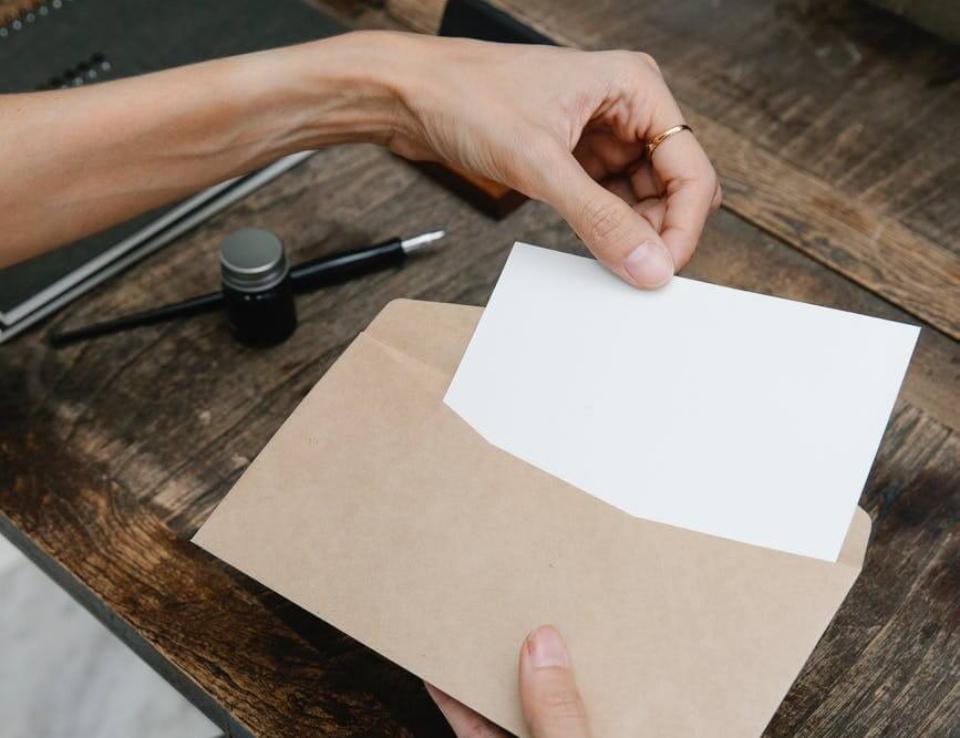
[275, 31, 420, 151]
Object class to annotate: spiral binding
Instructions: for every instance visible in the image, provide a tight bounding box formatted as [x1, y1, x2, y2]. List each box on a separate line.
[0, 0, 111, 90]
[0, 0, 73, 40]
[37, 51, 112, 90]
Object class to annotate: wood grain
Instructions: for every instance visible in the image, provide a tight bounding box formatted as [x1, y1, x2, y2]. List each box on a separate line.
[0, 433, 451, 738]
[1, 2, 958, 737]
[386, 0, 960, 339]
[2, 138, 959, 737]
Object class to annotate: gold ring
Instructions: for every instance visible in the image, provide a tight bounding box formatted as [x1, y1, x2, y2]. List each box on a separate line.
[645, 124, 693, 158]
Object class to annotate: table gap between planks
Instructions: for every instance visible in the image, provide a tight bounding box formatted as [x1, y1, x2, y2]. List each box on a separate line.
[0, 1, 958, 737]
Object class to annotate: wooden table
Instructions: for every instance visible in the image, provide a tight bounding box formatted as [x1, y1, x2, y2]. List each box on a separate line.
[1, 1, 958, 736]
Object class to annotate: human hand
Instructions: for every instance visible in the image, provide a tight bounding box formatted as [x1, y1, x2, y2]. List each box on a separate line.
[0, 31, 715, 273]
[386, 34, 721, 288]
[426, 625, 590, 738]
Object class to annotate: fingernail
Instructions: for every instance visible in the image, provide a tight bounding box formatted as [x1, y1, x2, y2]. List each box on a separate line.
[526, 625, 570, 669]
[623, 241, 674, 288]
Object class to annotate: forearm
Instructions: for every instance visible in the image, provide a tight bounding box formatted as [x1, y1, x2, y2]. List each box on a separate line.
[1, 31, 718, 289]
[0, 31, 405, 268]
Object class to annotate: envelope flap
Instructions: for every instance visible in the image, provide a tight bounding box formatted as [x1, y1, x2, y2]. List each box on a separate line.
[365, 298, 480, 377]
[838, 507, 871, 568]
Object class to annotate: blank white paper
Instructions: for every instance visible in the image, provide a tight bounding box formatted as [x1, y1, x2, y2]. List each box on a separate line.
[445, 243, 919, 561]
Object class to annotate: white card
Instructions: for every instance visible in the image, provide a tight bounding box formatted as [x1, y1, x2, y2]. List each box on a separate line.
[445, 243, 919, 561]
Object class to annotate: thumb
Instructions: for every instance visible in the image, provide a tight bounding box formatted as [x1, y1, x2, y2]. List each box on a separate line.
[519, 626, 591, 738]
[542, 153, 674, 288]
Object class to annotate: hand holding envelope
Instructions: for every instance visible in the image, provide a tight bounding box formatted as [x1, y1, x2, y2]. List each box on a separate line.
[194, 244, 918, 738]
[428, 625, 591, 738]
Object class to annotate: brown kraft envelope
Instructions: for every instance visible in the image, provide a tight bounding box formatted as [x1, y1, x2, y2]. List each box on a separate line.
[194, 298, 870, 738]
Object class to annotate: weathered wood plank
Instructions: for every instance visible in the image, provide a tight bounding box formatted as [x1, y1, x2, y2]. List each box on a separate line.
[689, 109, 960, 341]
[765, 404, 960, 738]
[0, 432, 449, 738]
[1, 3, 958, 737]
[386, 0, 960, 339]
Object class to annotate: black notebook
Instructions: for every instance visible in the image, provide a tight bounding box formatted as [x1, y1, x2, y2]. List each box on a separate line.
[0, 0, 343, 342]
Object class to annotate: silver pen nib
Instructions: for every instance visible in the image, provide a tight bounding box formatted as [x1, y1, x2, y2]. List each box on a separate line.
[401, 230, 446, 254]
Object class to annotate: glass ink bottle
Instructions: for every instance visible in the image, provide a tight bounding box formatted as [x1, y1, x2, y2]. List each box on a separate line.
[220, 228, 297, 346]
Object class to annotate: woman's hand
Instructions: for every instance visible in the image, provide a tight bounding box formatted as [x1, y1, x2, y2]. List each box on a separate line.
[384, 34, 721, 288]
[0, 31, 717, 276]
[427, 625, 591, 738]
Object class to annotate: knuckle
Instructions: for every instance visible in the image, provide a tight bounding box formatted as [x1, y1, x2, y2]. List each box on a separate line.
[695, 164, 719, 199]
[539, 686, 587, 721]
[706, 169, 720, 201]
[607, 50, 660, 84]
[606, 49, 636, 68]
[635, 51, 661, 75]
[580, 196, 627, 245]
[706, 166, 719, 190]
[712, 182, 723, 210]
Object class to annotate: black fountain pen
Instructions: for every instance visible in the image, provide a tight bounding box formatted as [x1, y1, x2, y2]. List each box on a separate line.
[49, 230, 446, 346]
[291, 230, 444, 290]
